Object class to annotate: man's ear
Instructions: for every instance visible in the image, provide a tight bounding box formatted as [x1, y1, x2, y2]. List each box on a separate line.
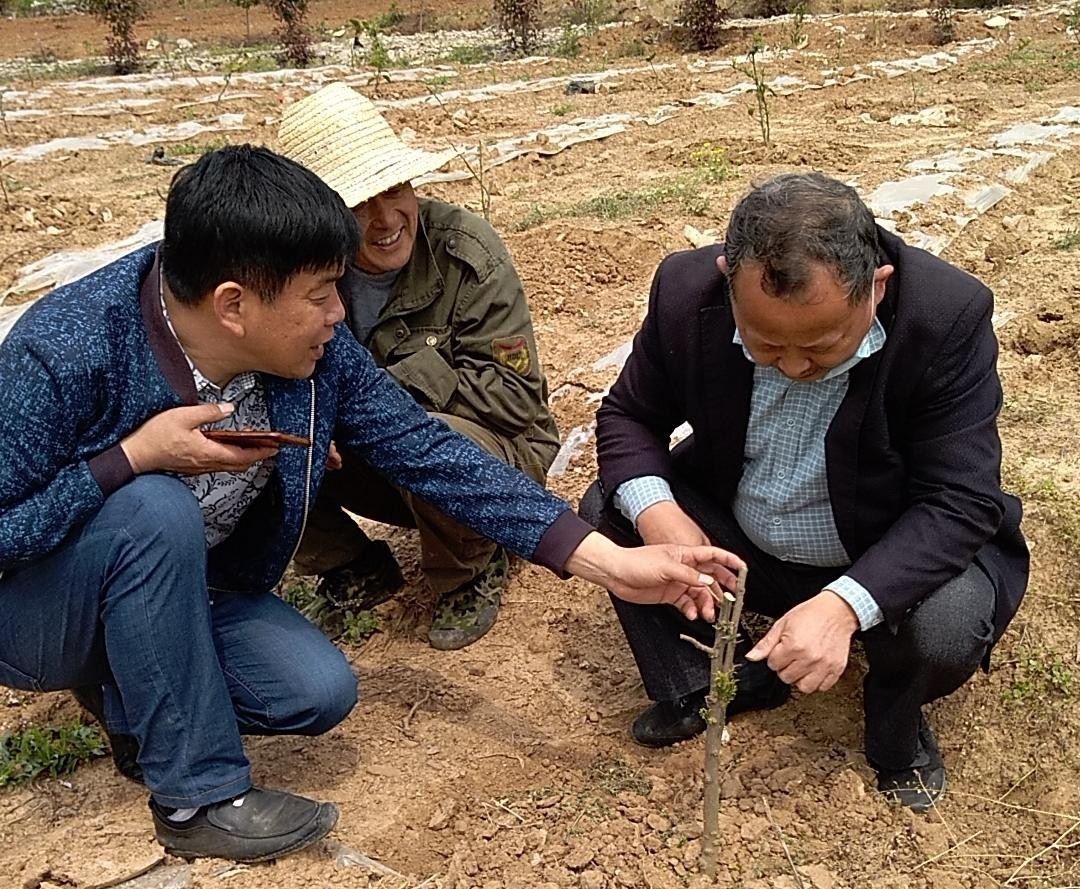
[212, 281, 248, 337]
[717, 255, 730, 276]
[872, 264, 895, 307]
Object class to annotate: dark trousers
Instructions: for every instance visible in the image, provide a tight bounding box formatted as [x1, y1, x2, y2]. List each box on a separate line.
[579, 477, 995, 772]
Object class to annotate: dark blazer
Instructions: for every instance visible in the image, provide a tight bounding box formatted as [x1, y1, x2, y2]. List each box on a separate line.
[596, 227, 1028, 640]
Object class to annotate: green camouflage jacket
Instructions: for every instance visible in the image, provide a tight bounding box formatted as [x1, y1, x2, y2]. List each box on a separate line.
[350, 198, 559, 474]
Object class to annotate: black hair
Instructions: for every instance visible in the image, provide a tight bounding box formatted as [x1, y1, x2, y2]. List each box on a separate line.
[161, 145, 359, 305]
[724, 172, 879, 305]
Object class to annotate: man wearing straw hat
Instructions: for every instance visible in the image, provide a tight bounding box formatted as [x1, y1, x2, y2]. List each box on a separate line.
[279, 83, 559, 650]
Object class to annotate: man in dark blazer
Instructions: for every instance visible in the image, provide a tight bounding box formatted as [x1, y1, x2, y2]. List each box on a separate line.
[580, 172, 1028, 812]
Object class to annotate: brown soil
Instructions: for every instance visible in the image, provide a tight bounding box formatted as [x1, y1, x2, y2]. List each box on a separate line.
[2, 2, 1080, 888]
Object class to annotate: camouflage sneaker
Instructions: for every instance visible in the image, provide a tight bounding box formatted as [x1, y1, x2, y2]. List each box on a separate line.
[302, 541, 404, 637]
[428, 548, 508, 651]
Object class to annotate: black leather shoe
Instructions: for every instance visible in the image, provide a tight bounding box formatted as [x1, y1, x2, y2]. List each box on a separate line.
[151, 786, 339, 863]
[72, 685, 144, 785]
[632, 660, 791, 748]
[875, 720, 947, 813]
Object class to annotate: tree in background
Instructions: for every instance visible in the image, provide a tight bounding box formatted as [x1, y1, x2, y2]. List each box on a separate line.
[230, 0, 260, 43]
[679, 0, 726, 50]
[264, 0, 311, 66]
[84, 0, 144, 73]
[494, 0, 542, 53]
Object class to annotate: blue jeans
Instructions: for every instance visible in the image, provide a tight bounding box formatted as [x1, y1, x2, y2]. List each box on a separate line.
[0, 476, 357, 808]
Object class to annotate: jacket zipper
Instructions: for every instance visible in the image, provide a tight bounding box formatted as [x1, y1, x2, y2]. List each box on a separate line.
[279, 377, 317, 584]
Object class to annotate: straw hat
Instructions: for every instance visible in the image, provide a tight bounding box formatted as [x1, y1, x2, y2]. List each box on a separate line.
[278, 83, 456, 209]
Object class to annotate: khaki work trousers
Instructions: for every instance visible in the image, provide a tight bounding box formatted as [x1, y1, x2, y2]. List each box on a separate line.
[293, 413, 548, 595]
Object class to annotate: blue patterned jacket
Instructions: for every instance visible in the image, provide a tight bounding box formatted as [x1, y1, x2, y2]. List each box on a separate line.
[0, 245, 591, 591]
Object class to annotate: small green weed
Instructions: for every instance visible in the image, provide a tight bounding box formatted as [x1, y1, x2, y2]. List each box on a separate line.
[0, 722, 107, 789]
[1054, 227, 1080, 250]
[589, 756, 652, 797]
[340, 609, 381, 644]
[555, 23, 581, 57]
[549, 101, 573, 116]
[1004, 651, 1077, 704]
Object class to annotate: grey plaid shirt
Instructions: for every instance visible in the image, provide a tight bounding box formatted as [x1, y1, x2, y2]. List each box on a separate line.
[160, 293, 274, 548]
[615, 318, 887, 631]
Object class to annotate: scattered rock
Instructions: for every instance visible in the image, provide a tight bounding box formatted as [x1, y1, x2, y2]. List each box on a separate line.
[799, 863, 839, 889]
[645, 813, 671, 832]
[983, 15, 1009, 28]
[580, 870, 605, 889]
[564, 843, 595, 870]
[428, 799, 456, 830]
[565, 79, 597, 95]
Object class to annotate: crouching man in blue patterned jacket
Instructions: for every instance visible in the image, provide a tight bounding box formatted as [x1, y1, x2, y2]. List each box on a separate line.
[0, 146, 745, 864]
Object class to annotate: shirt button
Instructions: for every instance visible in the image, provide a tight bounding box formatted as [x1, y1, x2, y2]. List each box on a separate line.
[776, 470, 786, 479]
[425, 335, 438, 347]
[786, 419, 796, 428]
[395, 328, 406, 340]
[772, 517, 782, 525]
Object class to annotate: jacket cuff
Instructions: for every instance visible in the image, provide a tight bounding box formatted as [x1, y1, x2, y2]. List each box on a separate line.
[532, 510, 595, 578]
[88, 444, 135, 497]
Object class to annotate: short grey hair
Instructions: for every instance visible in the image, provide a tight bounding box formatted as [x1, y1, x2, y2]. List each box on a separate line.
[723, 172, 879, 305]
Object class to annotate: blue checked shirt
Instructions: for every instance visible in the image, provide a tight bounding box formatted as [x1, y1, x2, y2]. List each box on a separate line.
[614, 318, 887, 631]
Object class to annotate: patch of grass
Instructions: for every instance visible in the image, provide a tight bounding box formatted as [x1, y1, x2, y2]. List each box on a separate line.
[1003, 649, 1077, 704]
[170, 136, 232, 156]
[0, 722, 107, 789]
[1054, 227, 1080, 250]
[512, 176, 710, 231]
[689, 141, 735, 184]
[427, 74, 452, 86]
[549, 101, 573, 116]
[340, 609, 381, 644]
[441, 43, 494, 64]
[616, 37, 648, 57]
[589, 755, 653, 797]
[972, 40, 1080, 81]
[563, 0, 610, 30]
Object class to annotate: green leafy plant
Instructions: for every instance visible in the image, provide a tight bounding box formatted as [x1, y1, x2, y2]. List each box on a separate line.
[679, 0, 726, 50]
[555, 22, 581, 57]
[549, 101, 573, 116]
[0, 722, 107, 789]
[340, 609, 382, 644]
[494, 0, 542, 54]
[263, 0, 311, 67]
[442, 43, 494, 63]
[929, 0, 956, 46]
[563, 0, 609, 30]
[734, 36, 775, 148]
[84, 0, 145, 74]
[1054, 227, 1080, 250]
[789, 0, 807, 46]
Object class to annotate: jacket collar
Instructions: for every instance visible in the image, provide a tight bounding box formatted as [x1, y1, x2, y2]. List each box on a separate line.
[388, 198, 444, 315]
[139, 249, 197, 404]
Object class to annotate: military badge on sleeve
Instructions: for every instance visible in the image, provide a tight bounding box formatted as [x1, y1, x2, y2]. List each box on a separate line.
[492, 335, 532, 375]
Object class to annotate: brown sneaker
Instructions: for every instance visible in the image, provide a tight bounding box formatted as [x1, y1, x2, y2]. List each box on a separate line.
[428, 548, 508, 651]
